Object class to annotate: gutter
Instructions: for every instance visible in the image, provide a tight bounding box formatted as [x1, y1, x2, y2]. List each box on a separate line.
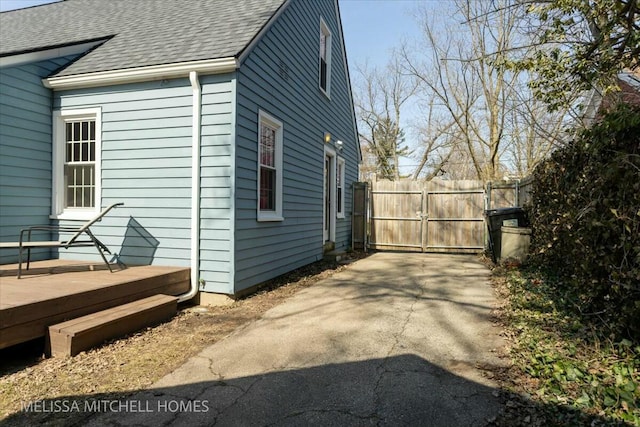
[43, 57, 238, 90]
[178, 70, 202, 303]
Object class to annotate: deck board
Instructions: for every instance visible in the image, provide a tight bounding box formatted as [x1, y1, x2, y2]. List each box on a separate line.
[0, 260, 190, 349]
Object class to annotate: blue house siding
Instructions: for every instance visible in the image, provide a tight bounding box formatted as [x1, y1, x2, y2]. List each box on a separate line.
[198, 74, 235, 294]
[319, 0, 360, 249]
[53, 79, 196, 267]
[233, 0, 359, 292]
[49, 75, 236, 289]
[0, 56, 75, 264]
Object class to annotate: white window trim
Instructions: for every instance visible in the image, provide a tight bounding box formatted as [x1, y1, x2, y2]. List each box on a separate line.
[51, 107, 102, 221]
[319, 16, 332, 99]
[323, 146, 337, 243]
[257, 110, 284, 222]
[337, 157, 345, 219]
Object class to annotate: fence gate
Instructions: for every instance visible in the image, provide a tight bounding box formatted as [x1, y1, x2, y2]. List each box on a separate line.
[368, 180, 486, 253]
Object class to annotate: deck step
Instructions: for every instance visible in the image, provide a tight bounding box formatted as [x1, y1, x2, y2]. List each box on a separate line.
[48, 294, 178, 357]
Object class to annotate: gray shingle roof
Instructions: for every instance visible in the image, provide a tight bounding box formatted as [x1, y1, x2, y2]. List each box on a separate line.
[0, 0, 287, 77]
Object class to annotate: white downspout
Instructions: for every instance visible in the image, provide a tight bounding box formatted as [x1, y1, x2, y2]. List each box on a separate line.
[179, 71, 201, 302]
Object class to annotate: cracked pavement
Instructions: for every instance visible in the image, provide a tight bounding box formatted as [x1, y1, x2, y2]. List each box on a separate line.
[86, 253, 506, 426]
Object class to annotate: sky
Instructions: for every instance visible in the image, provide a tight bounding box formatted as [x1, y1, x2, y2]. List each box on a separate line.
[340, 0, 423, 67]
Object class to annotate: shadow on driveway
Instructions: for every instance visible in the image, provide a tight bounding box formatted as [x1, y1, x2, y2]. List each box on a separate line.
[4, 354, 618, 427]
[6, 355, 497, 426]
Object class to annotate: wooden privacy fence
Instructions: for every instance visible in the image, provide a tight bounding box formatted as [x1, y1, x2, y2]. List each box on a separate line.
[487, 176, 533, 209]
[352, 178, 533, 253]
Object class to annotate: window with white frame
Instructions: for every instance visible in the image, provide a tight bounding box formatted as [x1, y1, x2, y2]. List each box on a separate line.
[257, 110, 283, 221]
[319, 17, 332, 97]
[337, 157, 345, 218]
[52, 108, 101, 219]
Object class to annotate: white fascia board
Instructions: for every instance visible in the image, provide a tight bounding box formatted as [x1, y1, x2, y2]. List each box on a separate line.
[0, 40, 105, 68]
[333, 0, 362, 163]
[43, 57, 239, 89]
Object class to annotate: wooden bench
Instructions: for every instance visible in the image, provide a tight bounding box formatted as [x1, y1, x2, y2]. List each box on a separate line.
[48, 294, 178, 357]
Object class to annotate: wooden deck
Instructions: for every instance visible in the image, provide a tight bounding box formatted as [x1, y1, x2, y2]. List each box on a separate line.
[0, 260, 190, 350]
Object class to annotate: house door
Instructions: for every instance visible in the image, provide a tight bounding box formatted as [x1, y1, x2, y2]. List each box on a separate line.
[323, 151, 336, 243]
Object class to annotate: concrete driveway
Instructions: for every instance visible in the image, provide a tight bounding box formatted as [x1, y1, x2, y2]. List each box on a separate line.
[91, 252, 506, 426]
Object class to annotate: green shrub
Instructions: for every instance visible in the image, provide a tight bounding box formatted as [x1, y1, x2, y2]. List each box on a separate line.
[529, 104, 640, 340]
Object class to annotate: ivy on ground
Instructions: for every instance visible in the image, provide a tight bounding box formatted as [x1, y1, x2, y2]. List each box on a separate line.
[494, 264, 639, 426]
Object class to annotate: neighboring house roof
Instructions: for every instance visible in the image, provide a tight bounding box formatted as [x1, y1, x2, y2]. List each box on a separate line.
[582, 70, 640, 126]
[608, 71, 640, 108]
[0, 0, 286, 77]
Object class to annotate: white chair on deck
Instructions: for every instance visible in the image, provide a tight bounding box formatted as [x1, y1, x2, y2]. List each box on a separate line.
[0, 202, 124, 278]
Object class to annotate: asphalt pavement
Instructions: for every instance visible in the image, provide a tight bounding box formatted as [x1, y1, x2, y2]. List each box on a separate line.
[90, 252, 506, 426]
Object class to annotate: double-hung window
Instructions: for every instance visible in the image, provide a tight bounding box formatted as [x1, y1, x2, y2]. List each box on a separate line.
[52, 108, 101, 220]
[319, 17, 332, 97]
[257, 110, 283, 221]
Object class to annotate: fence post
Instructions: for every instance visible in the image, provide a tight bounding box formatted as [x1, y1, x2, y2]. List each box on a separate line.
[421, 188, 428, 252]
[351, 182, 369, 252]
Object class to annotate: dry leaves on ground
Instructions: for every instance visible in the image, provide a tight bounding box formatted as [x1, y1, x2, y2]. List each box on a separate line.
[0, 255, 365, 421]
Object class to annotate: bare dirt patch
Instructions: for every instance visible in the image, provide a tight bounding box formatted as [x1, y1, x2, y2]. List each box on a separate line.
[0, 254, 367, 421]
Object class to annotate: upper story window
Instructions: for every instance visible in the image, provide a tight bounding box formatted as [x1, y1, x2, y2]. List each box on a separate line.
[52, 108, 102, 220]
[319, 17, 332, 97]
[257, 110, 284, 222]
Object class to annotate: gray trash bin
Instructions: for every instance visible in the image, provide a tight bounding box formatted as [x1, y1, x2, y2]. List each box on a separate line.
[485, 207, 528, 262]
[500, 226, 531, 261]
